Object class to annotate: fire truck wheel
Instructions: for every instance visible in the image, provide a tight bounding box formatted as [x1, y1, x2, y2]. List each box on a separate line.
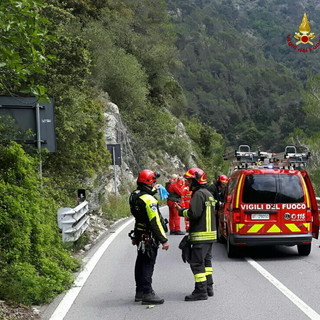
[297, 243, 311, 256]
[227, 234, 237, 258]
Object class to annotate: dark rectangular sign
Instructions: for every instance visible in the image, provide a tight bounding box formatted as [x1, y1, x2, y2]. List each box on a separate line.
[0, 96, 56, 152]
[107, 144, 121, 165]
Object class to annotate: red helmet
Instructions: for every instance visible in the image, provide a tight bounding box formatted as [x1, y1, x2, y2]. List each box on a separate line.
[217, 174, 229, 184]
[137, 169, 160, 185]
[184, 168, 207, 184]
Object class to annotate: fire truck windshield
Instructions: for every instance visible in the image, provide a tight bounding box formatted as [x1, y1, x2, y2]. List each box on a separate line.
[242, 174, 304, 204]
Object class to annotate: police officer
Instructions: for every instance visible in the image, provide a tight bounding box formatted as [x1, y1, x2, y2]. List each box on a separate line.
[129, 169, 169, 304]
[176, 168, 216, 301]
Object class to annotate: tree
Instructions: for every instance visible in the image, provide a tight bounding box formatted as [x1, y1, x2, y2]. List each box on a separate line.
[0, 0, 53, 98]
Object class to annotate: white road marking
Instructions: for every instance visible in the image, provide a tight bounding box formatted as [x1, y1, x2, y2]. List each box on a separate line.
[246, 257, 320, 320]
[49, 218, 134, 320]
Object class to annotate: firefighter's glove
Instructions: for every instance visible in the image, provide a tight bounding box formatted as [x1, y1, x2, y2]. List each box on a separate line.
[128, 230, 136, 245]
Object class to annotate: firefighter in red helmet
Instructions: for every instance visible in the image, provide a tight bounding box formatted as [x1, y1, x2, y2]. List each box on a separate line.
[129, 169, 169, 305]
[217, 174, 229, 184]
[176, 168, 217, 301]
[207, 174, 229, 211]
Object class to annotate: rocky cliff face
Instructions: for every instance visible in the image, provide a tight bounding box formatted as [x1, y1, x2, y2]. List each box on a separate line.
[88, 93, 198, 213]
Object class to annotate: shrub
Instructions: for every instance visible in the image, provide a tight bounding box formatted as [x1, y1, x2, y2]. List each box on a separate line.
[0, 143, 78, 305]
[102, 194, 131, 222]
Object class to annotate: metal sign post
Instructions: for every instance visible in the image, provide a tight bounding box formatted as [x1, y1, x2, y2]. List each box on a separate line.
[112, 146, 117, 195]
[35, 103, 42, 177]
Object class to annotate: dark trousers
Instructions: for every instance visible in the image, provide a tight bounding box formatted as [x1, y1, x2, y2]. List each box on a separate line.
[134, 245, 158, 294]
[189, 243, 213, 292]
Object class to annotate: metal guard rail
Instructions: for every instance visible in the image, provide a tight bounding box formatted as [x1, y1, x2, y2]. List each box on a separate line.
[57, 201, 90, 242]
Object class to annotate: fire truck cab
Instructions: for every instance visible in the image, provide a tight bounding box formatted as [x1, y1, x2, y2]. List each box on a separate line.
[217, 145, 319, 258]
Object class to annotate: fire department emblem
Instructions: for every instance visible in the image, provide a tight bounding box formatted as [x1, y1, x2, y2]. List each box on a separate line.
[287, 13, 320, 52]
[294, 13, 315, 45]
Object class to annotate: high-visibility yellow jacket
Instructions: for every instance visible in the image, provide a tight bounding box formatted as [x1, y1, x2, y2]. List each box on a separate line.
[129, 185, 168, 244]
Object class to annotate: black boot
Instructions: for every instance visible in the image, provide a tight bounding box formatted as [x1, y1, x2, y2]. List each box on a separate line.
[134, 291, 143, 302]
[141, 291, 164, 305]
[185, 282, 208, 301]
[206, 274, 214, 297]
[207, 285, 214, 297]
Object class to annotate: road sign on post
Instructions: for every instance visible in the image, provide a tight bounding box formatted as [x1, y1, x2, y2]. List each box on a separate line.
[106, 144, 121, 165]
[107, 144, 121, 195]
[0, 96, 56, 152]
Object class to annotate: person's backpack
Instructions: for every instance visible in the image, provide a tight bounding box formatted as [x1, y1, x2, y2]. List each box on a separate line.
[129, 190, 143, 218]
[165, 181, 171, 192]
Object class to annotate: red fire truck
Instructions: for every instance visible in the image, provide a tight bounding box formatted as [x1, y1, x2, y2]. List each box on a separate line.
[217, 145, 319, 258]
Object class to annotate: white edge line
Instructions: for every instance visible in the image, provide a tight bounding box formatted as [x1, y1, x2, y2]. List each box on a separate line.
[246, 257, 320, 320]
[49, 217, 134, 320]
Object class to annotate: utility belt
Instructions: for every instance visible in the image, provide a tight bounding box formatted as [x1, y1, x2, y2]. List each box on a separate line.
[137, 233, 155, 253]
[128, 230, 158, 259]
[128, 229, 154, 243]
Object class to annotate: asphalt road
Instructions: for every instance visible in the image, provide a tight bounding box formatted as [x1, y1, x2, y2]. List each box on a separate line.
[42, 206, 320, 320]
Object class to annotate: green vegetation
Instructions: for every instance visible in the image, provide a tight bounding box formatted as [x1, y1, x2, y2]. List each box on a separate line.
[184, 118, 226, 181]
[2, 0, 320, 306]
[167, 0, 306, 150]
[102, 194, 131, 223]
[0, 143, 79, 304]
[290, 75, 320, 194]
[0, 0, 225, 305]
[0, 0, 52, 99]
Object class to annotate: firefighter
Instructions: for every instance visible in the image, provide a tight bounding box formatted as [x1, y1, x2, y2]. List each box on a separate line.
[129, 169, 169, 304]
[180, 178, 192, 231]
[176, 168, 217, 301]
[207, 174, 229, 211]
[166, 174, 185, 235]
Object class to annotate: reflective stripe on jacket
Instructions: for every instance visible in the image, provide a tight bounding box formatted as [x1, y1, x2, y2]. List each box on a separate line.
[181, 188, 217, 244]
[130, 188, 168, 244]
[140, 194, 167, 243]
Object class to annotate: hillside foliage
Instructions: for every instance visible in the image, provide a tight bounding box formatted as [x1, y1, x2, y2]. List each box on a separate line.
[0, 0, 224, 304]
[167, 0, 312, 151]
[0, 143, 79, 304]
